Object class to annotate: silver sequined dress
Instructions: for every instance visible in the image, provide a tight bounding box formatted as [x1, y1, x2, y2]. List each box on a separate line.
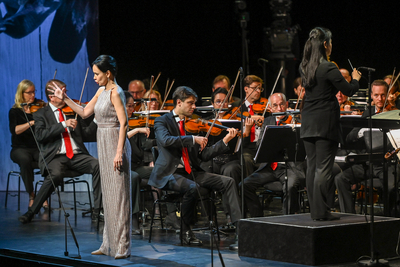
[94, 87, 131, 257]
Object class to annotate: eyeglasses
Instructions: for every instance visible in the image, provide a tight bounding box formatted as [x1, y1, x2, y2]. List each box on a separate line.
[126, 104, 135, 109]
[214, 100, 224, 105]
[271, 103, 286, 109]
[248, 86, 264, 92]
[24, 90, 36, 95]
[130, 90, 144, 95]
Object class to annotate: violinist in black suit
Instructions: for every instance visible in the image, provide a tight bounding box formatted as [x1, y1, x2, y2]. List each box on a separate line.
[19, 79, 101, 223]
[335, 80, 396, 214]
[299, 27, 360, 220]
[240, 93, 306, 216]
[232, 75, 267, 177]
[148, 86, 241, 245]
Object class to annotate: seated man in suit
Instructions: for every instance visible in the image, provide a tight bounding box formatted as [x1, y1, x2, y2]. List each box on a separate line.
[335, 79, 396, 214]
[240, 93, 306, 216]
[148, 86, 241, 246]
[19, 79, 101, 223]
[232, 75, 267, 177]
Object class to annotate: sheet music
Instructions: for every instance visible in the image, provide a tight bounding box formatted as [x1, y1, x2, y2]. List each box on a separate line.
[387, 129, 400, 160]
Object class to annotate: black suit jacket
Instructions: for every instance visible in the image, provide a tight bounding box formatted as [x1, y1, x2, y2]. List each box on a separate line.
[300, 59, 359, 143]
[33, 105, 97, 175]
[148, 112, 230, 188]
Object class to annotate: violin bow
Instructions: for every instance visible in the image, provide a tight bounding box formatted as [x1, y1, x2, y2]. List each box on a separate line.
[291, 85, 304, 124]
[53, 69, 57, 79]
[151, 72, 161, 91]
[162, 78, 169, 106]
[160, 79, 175, 110]
[74, 67, 89, 120]
[227, 86, 260, 120]
[145, 75, 155, 127]
[261, 66, 283, 118]
[228, 70, 241, 102]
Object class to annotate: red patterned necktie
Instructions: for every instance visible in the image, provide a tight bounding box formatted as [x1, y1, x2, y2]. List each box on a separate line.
[249, 104, 255, 142]
[58, 109, 74, 159]
[178, 120, 191, 174]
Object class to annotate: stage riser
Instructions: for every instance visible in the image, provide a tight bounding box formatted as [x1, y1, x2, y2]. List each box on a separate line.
[238, 214, 400, 265]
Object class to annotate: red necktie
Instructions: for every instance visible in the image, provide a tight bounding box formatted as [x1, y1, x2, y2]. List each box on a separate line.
[58, 109, 74, 159]
[249, 104, 255, 142]
[178, 120, 191, 174]
[270, 119, 278, 170]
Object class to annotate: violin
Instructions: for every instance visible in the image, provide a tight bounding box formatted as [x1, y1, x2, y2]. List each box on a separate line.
[184, 118, 235, 136]
[222, 107, 249, 120]
[128, 114, 161, 129]
[277, 115, 293, 125]
[62, 99, 88, 116]
[162, 99, 174, 111]
[29, 99, 46, 113]
[385, 147, 400, 160]
[376, 103, 398, 114]
[259, 97, 268, 105]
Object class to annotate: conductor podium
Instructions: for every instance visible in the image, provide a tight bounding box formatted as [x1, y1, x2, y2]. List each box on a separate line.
[238, 213, 400, 265]
[238, 116, 400, 265]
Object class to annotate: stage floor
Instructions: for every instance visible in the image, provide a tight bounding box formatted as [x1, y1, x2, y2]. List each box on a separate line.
[1, 191, 400, 267]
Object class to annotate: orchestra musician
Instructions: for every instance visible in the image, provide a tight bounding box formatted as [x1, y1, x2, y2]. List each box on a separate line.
[233, 75, 266, 177]
[212, 75, 230, 92]
[18, 79, 101, 224]
[125, 91, 181, 234]
[200, 87, 242, 228]
[299, 27, 361, 221]
[240, 93, 306, 216]
[337, 68, 358, 114]
[293, 77, 305, 100]
[148, 86, 241, 246]
[9, 79, 46, 208]
[335, 79, 397, 214]
[128, 80, 146, 111]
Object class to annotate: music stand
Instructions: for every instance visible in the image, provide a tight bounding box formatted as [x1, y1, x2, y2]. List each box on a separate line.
[254, 125, 306, 214]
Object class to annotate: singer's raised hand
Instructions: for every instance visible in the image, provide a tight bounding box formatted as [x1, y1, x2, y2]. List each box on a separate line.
[47, 82, 66, 100]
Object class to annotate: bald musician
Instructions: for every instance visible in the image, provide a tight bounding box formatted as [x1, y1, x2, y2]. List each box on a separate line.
[240, 93, 306, 216]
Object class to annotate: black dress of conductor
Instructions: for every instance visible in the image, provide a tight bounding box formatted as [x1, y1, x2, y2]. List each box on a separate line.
[299, 27, 361, 220]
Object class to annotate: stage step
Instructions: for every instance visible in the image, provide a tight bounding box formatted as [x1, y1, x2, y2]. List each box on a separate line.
[238, 213, 400, 265]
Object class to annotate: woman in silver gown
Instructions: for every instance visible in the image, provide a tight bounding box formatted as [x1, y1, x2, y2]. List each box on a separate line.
[48, 55, 131, 259]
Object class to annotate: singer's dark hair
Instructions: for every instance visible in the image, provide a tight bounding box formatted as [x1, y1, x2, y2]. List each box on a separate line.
[172, 86, 198, 107]
[92, 55, 118, 77]
[372, 79, 389, 94]
[300, 27, 332, 88]
[211, 87, 228, 104]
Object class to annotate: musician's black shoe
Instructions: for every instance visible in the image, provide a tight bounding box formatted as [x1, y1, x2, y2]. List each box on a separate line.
[165, 213, 181, 230]
[19, 210, 34, 224]
[181, 230, 202, 246]
[229, 234, 239, 251]
[91, 209, 104, 222]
